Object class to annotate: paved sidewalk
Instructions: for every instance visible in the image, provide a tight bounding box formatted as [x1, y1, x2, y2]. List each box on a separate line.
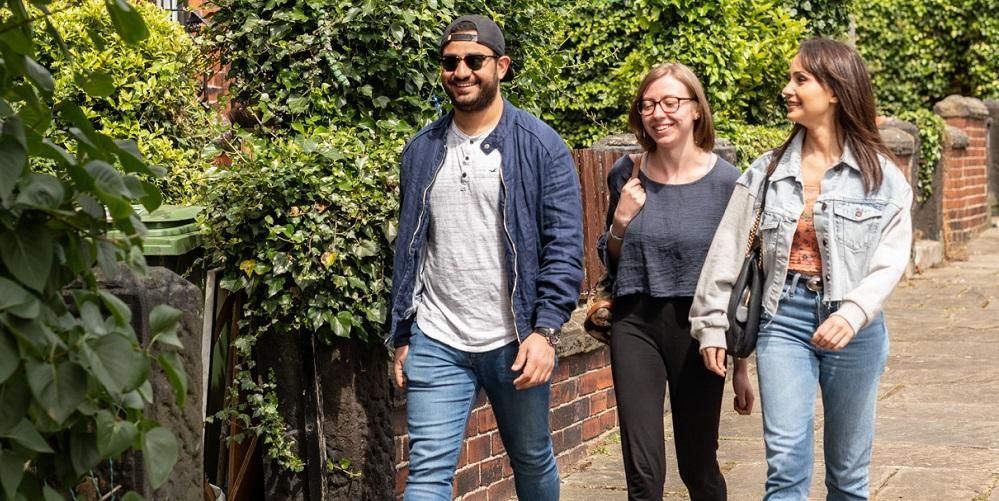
[560, 223, 999, 500]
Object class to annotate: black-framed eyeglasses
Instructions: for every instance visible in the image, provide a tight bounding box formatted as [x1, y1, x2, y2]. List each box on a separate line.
[638, 96, 697, 115]
[439, 54, 500, 72]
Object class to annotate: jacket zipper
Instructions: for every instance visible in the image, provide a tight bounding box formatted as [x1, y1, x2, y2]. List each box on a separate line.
[405, 147, 448, 315]
[498, 160, 521, 342]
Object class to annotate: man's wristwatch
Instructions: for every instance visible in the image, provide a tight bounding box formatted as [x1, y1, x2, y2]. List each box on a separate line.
[532, 327, 561, 347]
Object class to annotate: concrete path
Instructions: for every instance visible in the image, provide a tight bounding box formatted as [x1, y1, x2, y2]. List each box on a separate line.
[559, 223, 999, 500]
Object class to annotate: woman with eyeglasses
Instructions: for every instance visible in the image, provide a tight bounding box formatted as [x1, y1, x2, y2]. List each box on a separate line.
[597, 63, 754, 501]
[690, 39, 913, 499]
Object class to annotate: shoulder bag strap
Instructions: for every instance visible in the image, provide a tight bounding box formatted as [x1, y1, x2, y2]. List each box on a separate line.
[628, 152, 644, 181]
[746, 171, 772, 257]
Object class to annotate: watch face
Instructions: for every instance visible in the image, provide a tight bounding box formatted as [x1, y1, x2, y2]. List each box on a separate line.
[536, 328, 560, 346]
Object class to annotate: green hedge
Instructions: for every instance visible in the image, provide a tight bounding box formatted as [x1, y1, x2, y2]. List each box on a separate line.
[718, 122, 790, 169]
[35, 0, 219, 204]
[203, 0, 566, 134]
[782, 0, 853, 37]
[545, 0, 806, 148]
[857, 0, 999, 113]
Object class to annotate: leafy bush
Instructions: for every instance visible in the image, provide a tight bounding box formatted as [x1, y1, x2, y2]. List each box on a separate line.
[856, 0, 999, 112]
[782, 0, 854, 37]
[34, 0, 219, 204]
[717, 121, 790, 169]
[546, 0, 806, 147]
[200, 129, 403, 467]
[202, 130, 400, 343]
[203, 0, 566, 134]
[0, 0, 183, 498]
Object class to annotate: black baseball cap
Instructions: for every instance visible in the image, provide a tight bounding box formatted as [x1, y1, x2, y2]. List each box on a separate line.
[439, 15, 513, 81]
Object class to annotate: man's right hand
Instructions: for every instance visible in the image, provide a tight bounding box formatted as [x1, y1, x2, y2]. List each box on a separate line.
[393, 345, 409, 389]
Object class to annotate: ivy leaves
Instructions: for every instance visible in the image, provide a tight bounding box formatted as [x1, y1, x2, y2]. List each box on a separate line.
[0, 0, 185, 497]
[204, 131, 400, 344]
[548, 0, 806, 147]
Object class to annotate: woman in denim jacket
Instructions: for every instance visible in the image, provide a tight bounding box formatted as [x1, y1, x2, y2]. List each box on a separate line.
[690, 39, 913, 500]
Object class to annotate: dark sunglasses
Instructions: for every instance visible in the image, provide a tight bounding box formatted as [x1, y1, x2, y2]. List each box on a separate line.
[439, 54, 500, 72]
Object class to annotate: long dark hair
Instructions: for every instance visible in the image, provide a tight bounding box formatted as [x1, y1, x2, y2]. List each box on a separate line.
[768, 39, 897, 193]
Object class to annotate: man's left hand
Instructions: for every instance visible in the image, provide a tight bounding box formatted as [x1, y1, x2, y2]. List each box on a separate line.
[511, 333, 556, 390]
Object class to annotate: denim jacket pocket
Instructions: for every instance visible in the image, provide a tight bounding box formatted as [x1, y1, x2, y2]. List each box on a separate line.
[759, 211, 783, 254]
[832, 202, 883, 252]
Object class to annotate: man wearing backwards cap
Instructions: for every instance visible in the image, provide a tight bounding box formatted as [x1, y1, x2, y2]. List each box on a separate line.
[387, 13, 583, 501]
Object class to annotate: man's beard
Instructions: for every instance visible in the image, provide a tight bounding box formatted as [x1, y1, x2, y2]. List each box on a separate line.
[444, 74, 499, 112]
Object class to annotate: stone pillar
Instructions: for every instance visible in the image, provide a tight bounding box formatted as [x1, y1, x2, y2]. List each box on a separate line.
[984, 99, 998, 216]
[878, 124, 916, 182]
[256, 331, 394, 501]
[879, 119, 919, 181]
[97, 266, 205, 500]
[882, 117, 946, 242]
[934, 95, 991, 257]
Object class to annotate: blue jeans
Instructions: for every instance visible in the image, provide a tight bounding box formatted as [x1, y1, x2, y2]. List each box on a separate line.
[756, 274, 889, 501]
[402, 324, 559, 500]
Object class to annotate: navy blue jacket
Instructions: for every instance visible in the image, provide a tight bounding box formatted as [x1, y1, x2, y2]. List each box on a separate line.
[387, 100, 584, 347]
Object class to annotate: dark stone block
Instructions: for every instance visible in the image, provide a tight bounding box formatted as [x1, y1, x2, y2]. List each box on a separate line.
[97, 265, 205, 500]
[257, 333, 394, 501]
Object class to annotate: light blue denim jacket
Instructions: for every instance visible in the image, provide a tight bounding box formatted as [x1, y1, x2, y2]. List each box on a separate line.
[690, 132, 913, 351]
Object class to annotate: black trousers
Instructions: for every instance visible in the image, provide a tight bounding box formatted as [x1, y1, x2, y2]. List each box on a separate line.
[610, 294, 727, 501]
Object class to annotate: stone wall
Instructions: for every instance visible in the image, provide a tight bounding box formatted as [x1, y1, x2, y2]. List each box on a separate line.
[985, 99, 998, 216]
[934, 95, 992, 256]
[98, 266, 205, 500]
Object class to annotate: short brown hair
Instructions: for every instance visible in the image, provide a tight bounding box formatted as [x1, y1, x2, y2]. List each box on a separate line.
[628, 63, 714, 152]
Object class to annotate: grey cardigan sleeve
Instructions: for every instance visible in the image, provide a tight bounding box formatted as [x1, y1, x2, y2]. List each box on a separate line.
[689, 160, 768, 351]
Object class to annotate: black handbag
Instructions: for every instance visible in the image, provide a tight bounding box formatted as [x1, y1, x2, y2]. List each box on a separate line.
[725, 176, 770, 358]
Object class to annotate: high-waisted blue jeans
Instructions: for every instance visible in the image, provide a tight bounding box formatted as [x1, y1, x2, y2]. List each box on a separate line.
[756, 274, 889, 501]
[402, 324, 558, 500]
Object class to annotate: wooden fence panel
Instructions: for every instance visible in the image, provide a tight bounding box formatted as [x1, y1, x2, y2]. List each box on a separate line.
[573, 149, 628, 292]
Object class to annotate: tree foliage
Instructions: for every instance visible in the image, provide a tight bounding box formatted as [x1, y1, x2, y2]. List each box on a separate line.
[856, 0, 999, 113]
[545, 0, 807, 148]
[202, 0, 566, 132]
[34, 0, 220, 204]
[0, 0, 182, 498]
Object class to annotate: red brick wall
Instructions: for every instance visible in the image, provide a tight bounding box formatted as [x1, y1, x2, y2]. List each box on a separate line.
[940, 115, 991, 254]
[392, 346, 617, 500]
[183, 0, 229, 107]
